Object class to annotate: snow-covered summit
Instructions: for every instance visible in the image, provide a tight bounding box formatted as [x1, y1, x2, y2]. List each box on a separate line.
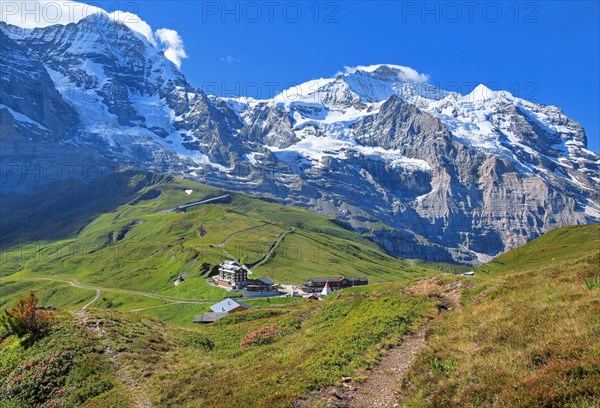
[267, 64, 442, 108]
[0, 1, 186, 67]
[227, 64, 589, 170]
[342, 64, 429, 81]
[0, 14, 598, 266]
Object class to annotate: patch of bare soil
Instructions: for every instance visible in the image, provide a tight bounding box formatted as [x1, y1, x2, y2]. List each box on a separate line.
[409, 277, 464, 312]
[75, 311, 153, 408]
[296, 277, 464, 408]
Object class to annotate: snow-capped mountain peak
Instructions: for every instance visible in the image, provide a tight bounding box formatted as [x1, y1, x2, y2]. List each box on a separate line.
[238, 64, 585, 167]
[0, 17, 598, 265]
[342, 64, 430, 81]
[0, 1, 186, 67]
[467, 83, 500, 101]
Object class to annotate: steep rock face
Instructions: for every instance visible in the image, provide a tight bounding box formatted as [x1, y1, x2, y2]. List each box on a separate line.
[354, 95, 453, 151]
[1, 18, 598, 264]
[0, 29, 94, 193]
[238, 102, 298, 148]
[0, 30, 76, 141]
[3, 15, 183, 122]
[346, 95, 592, 262]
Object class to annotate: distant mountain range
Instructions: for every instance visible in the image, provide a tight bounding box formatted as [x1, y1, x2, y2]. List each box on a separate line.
[1, 13, 598, 264]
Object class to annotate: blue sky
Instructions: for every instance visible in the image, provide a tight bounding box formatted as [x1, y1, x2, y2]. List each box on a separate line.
[101, 1, 599, 152]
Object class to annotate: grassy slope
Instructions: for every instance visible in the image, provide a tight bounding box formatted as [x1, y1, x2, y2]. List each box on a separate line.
[0, 281, 435, 408]
[477, 224, 600, 275]
[0, 171, 450, 325]
[0, 311, 134, 408]
[1, 224, 598, 407]
[400, 224, 600, 407]
[0, 171, 169, 245]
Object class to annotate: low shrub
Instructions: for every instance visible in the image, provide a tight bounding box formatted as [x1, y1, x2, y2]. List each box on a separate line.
[0, 351, 75, 407]
[240, 325, 288, 348]
[584, 276, 599, 290]
[178, 332, 214, 351]
[214, 309, 284, 325]
[1, 292, 54, 340]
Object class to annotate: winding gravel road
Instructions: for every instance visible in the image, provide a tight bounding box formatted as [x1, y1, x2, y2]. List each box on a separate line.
[82, 288, 101, 310]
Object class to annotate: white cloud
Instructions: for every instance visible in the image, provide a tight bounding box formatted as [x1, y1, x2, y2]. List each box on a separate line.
[0, 1, 188, 67]
[220, 55, 240, 64]
[155, 28, 187, 68]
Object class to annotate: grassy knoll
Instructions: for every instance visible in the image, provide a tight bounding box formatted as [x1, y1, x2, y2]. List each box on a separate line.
[0, 281, 434, 407]
[251, 228, 426, 283]
[0, 171, 171, 246]
[0, 171, 444, 324]
[476, 224, 599, 275]
[400, 224, 600, 407]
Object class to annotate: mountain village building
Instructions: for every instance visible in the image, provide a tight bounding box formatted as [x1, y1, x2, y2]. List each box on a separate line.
[300, 276, 368, 293]
[193, 298, 252, 324]
[213, 261, 250, 289]
[210, 298, 252, 313]
[243, 277, 280, 297]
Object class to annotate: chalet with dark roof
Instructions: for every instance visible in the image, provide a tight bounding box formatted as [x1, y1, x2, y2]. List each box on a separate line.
[300, 276, 368, 293]
[243, 277, 280, 297]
